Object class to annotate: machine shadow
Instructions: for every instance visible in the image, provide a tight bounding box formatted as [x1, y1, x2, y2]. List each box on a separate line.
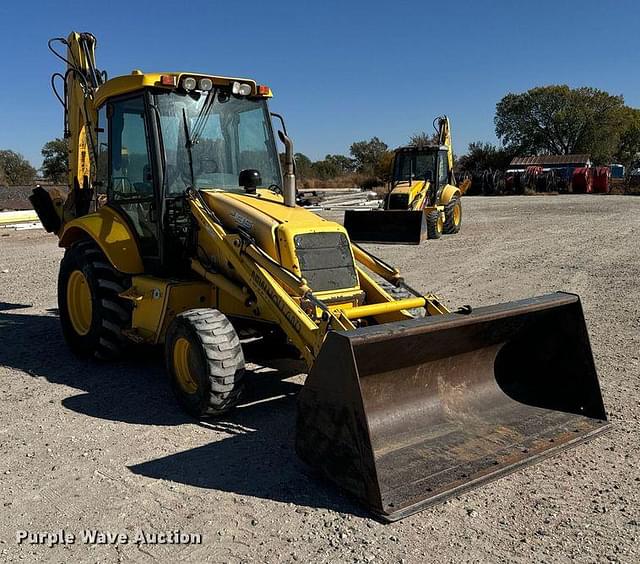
[0, 310, 187, 425]
[128, 389, 366, 516]
[0, 311, 301, 426]
[0, 302, 33, 312]
[0, 310, 362, 515]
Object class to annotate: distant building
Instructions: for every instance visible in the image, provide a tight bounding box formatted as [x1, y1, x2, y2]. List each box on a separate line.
[507, 154, 591, 173]
[609, 164, 625, 178]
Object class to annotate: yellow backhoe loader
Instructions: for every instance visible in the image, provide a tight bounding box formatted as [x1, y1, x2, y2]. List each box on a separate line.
[344, 117, 468, 244]
[32, 32, 609, 521]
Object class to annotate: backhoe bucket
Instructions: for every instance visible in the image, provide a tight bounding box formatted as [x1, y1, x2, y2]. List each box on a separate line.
[343, 209, 426, 244]
[296, 293, 608, 521]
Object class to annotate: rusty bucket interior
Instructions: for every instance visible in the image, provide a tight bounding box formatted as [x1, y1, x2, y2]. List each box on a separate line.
[343, 209, 426, 244]
[296, 293, 609, 521]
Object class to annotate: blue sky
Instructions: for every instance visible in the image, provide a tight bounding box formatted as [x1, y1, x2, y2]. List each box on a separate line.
[1, 0, 639, 168]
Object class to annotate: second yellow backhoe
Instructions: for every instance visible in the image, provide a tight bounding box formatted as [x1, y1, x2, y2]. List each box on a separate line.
[344, 117, 468, 244]
[31, 32, 609, 521]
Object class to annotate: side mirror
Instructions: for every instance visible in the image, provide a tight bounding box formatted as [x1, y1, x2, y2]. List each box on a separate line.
[239, 169, 261, 194]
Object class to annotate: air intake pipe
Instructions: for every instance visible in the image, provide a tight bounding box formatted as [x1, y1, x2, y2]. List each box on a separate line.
[278, 130, 296, 207]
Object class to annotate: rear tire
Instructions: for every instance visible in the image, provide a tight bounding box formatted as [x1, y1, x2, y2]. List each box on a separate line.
[165, 309, 245, 417]
[443, 196, 462, 234]
[426, 210, 443, 239]
[58, 240, 131, 360]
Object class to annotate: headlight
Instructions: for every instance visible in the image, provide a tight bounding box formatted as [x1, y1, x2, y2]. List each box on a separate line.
[198, 77, 213, 91]
[182, 76, 197, 91]
[232, 81, 252, 96]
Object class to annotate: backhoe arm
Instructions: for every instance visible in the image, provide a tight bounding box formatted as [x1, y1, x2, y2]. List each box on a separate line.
[435, 115, 454, 174]
[49, 32, 105, 220]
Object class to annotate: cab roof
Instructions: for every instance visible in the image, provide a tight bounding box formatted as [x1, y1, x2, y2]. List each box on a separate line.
[394, 144, 447, 154]
[94, 71, 269, 107]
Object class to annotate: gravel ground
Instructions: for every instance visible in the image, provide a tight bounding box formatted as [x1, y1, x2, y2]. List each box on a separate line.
[0, 195, 638, 563]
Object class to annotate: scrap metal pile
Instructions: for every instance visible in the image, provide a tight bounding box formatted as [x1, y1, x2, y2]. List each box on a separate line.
[297, 187, 382, 211]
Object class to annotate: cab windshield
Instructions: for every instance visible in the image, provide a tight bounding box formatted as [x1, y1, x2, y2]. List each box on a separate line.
[155, 90, 281, 194]
[393, 151, 437, 182]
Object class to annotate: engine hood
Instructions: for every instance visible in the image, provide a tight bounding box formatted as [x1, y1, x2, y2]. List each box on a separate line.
[201, 190, 347, 265]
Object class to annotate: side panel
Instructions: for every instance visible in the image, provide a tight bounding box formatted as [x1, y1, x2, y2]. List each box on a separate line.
[58, 206, 144, 274]
[126, 276, 212, 343]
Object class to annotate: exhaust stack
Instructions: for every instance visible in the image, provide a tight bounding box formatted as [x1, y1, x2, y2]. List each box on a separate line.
[278, 130, 296, 207]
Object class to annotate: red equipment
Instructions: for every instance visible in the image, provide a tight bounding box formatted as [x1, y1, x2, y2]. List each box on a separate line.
[592, 167, 610, 194]
[572, 167, 593, 193]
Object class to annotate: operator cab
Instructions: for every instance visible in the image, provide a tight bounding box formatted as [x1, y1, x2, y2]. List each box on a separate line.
[93, 73, 282, 273]
[388, 145, 450, 209]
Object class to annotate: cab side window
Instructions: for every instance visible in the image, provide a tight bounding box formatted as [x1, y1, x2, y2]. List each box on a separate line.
[96, 106, 108, 195]
[107, 95, 158, 258]
[438, 150, 448, 188]
[108, 96, 154, 201]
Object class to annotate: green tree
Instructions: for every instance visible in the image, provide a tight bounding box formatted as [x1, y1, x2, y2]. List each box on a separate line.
[457, 142, 516, 172]
[0, 150, 37, 185]
[41, 138, 69, 183]
[374, 150, 394, 181]
[349, 137, 388, 175]
[310, 159, 340, 180]
[292, 153, 313, 178]
[409, 131, 438, 146]
[324, 154, 356, 175]
[495, 85, 626, 163]
[614, 107, 640, 175]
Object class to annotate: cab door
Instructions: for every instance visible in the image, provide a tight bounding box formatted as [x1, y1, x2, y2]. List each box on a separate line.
[434, 149, 450, 203]
[106, 94, 160, 267]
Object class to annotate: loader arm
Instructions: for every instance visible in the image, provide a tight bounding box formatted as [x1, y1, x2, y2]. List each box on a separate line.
[187, 191, 445, 365]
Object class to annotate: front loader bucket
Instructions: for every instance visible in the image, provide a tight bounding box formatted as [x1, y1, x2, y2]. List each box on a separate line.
[296, 293, 609, 521]
[343, 210, 426, 244]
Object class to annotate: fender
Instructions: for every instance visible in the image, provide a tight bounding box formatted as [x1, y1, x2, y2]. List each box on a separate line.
[438, 184, 461, 205]
[59, 206, 144, 274]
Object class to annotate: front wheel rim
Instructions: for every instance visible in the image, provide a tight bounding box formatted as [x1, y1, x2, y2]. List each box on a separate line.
[173, 337, 198, 394]
[67, 270, 93, 336]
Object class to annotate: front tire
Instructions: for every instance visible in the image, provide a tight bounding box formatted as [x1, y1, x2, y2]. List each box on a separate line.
[426, 210, 443, 239]
[58, 240, 131, 360]
[165, 309, 245, 417]
[443, 196, 462, 234]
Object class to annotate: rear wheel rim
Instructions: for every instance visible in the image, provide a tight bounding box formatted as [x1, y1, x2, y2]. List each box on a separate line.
[67, 270, 92, 336]
[173, 337, 198, 394]
[437, 213, 444, 234]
